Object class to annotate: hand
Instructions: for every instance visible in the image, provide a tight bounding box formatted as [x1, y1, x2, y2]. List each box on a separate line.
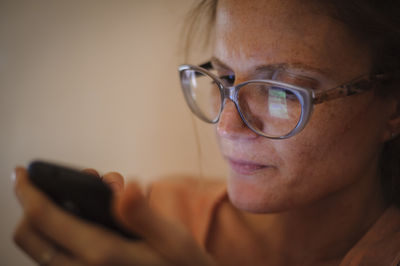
[81, 168, 125, 194]
[13, 167, 216, 266]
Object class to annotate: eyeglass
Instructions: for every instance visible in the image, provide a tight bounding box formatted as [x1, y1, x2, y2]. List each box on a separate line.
[178, 62, 388, 139]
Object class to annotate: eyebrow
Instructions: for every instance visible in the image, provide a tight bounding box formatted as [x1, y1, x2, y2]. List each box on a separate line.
[256, 62, 328, 76]
[210, 56, 327, 76]
[210, 57, 230, 70]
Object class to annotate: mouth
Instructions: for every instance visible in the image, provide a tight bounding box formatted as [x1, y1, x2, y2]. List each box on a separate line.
[227, 158, 269, 175]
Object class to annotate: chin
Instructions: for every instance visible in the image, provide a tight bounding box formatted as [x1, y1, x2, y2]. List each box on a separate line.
[226, 171, 297, 213]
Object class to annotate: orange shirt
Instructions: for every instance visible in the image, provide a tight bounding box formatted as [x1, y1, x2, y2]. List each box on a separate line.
[148, 177, 400, 266]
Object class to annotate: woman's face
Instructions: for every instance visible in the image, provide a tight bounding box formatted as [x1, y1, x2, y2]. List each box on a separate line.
[214, 0, 394, 212]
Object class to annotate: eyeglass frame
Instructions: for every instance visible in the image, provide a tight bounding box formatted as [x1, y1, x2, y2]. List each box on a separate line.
[178, 61, 389, 139]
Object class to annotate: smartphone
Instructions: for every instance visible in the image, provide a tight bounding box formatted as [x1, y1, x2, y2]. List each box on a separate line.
[27, 160, 139, 239]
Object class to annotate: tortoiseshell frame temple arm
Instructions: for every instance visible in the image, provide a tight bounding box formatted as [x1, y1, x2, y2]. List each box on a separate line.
[312, 73, 389, 104]
[200, 60, 389, 105]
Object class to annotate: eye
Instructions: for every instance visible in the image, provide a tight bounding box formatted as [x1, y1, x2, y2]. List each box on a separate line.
[219, 74, 235, 86]
[271, 86, 298, 101]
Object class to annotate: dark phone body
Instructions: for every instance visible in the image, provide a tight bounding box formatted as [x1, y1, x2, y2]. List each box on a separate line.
[27, 161, 138, 239]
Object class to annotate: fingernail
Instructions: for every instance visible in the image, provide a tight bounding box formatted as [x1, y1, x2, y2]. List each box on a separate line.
[10, 170, 16, 184]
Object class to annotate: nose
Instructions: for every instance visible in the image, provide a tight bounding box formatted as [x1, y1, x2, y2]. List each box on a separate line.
[217, 100, 258, 140]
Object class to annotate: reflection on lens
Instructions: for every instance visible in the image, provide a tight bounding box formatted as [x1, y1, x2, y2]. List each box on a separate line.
[182, 70, 221, 122]
[238, 83, 301, 137]
[268, 89, 289, 119]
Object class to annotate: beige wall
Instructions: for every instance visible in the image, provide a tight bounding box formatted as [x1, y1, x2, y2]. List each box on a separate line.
[0, 1, 226, 265]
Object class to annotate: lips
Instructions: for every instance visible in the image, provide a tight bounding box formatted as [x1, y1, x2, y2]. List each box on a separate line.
[227, 158, 268, 175]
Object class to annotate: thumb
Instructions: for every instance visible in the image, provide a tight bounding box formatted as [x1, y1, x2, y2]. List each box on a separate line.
[102, 172, 125, 194]
[113, 182, 146, 237]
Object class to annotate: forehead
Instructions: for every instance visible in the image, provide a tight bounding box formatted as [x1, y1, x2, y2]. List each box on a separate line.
[214, 0, 371, 79]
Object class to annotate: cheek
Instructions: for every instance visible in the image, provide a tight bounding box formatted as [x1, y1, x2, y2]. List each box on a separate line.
[229, 95, 386, 212]
[277, 95, 385, 195]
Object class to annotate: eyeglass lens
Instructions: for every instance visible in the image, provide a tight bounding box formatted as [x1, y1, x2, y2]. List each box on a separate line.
[181, 69, 302, 138]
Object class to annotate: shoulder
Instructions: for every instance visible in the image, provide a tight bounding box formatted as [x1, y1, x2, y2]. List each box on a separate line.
[147, 176, 227, 245]
[341, 206, 400, 266]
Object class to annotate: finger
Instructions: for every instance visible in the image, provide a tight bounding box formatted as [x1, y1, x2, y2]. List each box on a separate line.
[13, 217, 83, 266]
[14, 167, 134, 265]
[14, 218, 163, 266]
[102, 172, 124, 194]
[14, 168, 170, 265]
[82, 168, 100, 178]
[114, 182, 215, 266]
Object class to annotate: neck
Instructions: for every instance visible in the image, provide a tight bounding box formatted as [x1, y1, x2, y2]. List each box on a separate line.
[241, 165, 387, 265]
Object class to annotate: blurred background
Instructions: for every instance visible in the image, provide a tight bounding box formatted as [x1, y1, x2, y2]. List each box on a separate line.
[0, 1, 226, 265]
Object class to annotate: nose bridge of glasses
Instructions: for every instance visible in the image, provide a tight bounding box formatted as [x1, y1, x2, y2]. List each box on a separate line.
[222, 86, 237, 103]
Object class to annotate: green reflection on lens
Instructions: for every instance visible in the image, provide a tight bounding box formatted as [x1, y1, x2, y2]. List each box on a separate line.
[268, 89, 289, 119]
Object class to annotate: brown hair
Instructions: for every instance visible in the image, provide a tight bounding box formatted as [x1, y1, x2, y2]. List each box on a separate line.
[184, 0, 400, 206]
